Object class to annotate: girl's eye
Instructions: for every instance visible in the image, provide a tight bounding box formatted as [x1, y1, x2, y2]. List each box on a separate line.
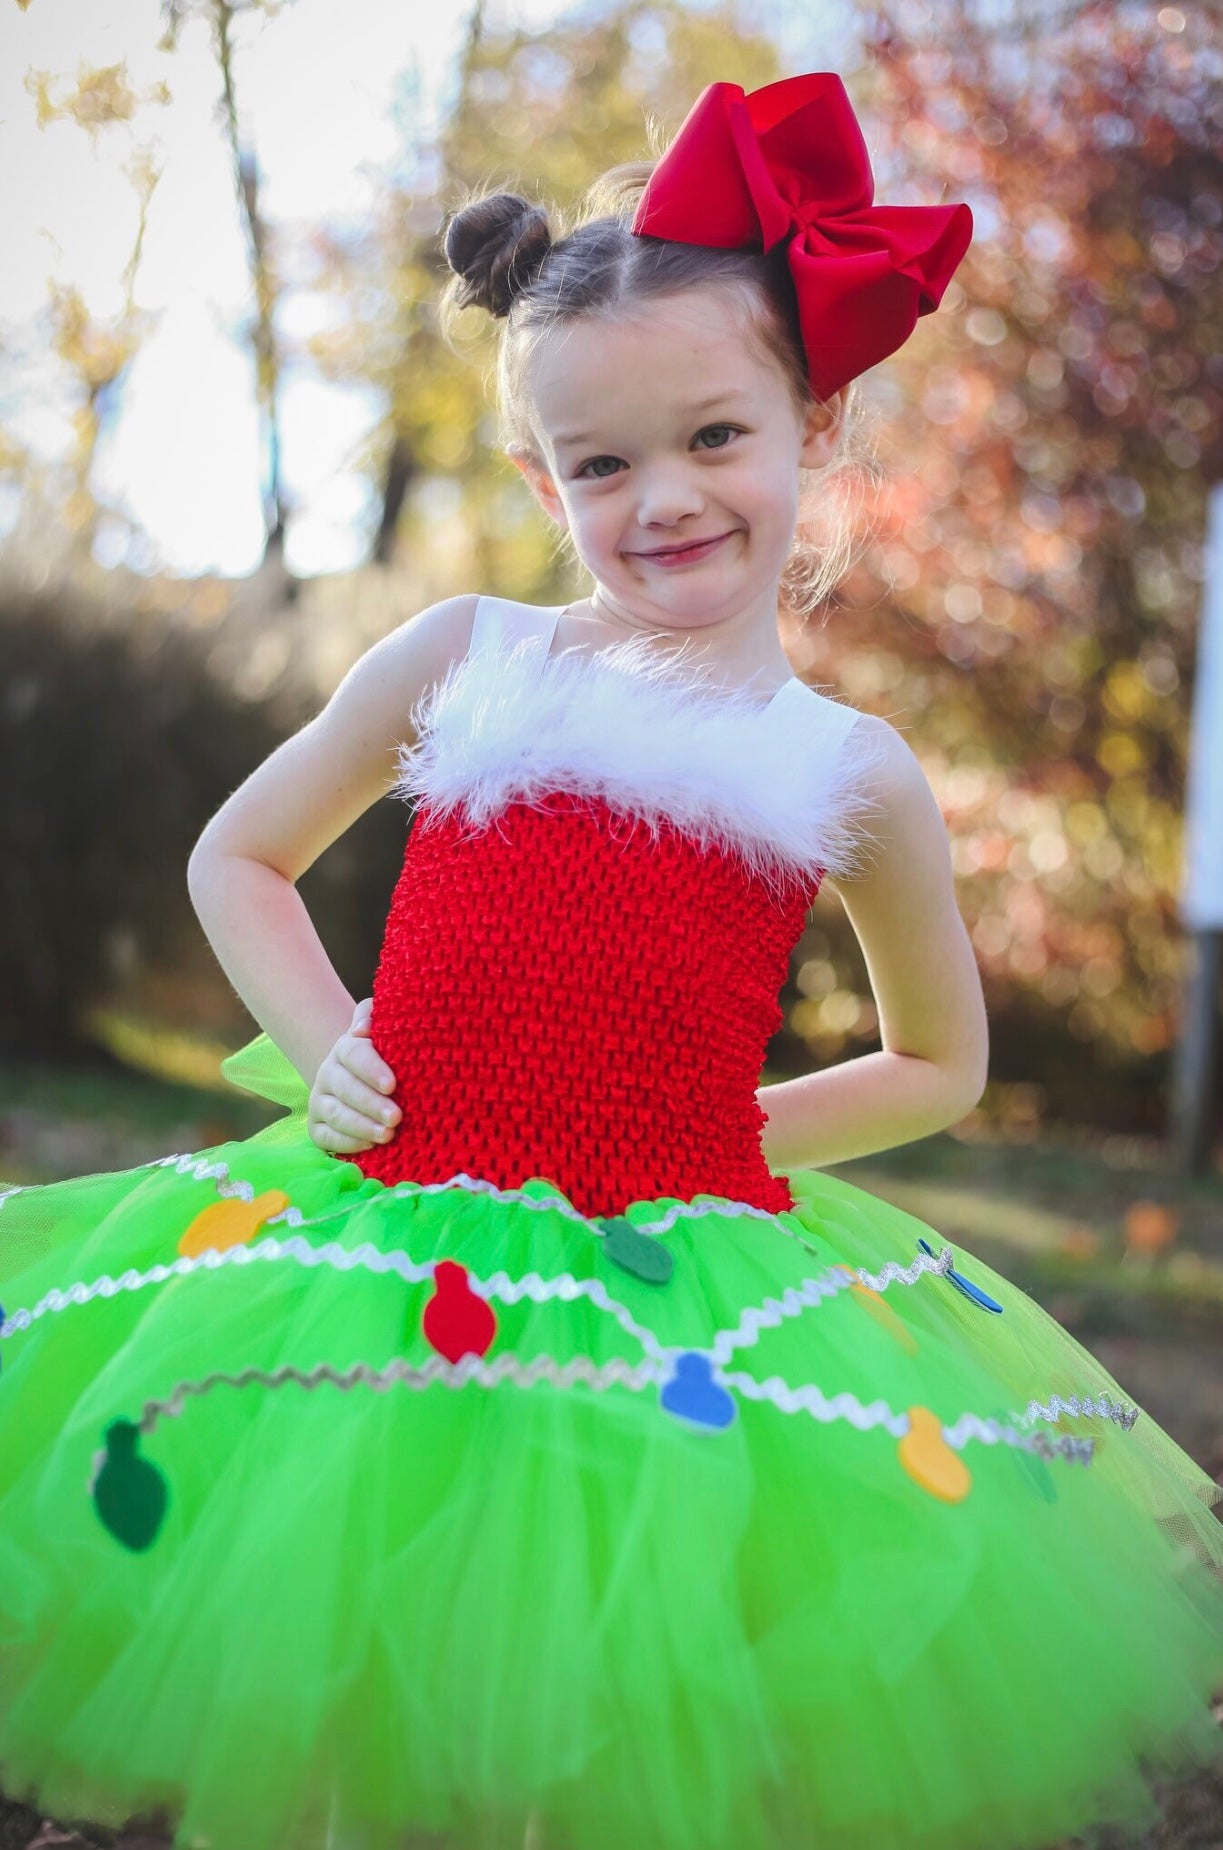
[575, 455, 624, 480]
[694, 424, 741, 450]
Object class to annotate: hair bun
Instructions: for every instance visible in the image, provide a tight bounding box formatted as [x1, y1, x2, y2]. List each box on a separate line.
[444, 192, 552, 318]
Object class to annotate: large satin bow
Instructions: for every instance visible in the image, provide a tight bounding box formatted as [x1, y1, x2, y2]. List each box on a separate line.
[630, 73, 974, 400]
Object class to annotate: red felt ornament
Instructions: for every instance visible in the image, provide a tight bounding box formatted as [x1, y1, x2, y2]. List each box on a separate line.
[421, 1259, 498, 1363]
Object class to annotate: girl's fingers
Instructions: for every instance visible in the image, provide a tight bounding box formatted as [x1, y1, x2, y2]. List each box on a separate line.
[314, 1093, 391, 1144]
[349, 1042, 398, 1100]
[320, 1049, 396, 1109]
[309, 1119, 369, 1155]
[333, 1058, 399, 1127]
[307, 1009, 400, 1155]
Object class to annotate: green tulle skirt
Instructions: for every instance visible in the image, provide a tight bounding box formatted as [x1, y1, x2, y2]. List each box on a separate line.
[1, 1034, 1222, 1850]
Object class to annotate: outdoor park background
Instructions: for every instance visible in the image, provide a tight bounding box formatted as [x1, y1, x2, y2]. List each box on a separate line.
[1, 0, 1222, 1838]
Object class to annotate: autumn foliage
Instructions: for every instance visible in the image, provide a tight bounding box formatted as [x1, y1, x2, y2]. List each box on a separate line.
[2, 0, 1220, 1139]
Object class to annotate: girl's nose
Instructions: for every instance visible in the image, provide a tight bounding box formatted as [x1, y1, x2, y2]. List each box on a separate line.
[635, 465, 705, 528]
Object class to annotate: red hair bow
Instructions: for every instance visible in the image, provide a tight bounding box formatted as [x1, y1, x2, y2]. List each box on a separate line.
[630, 73, 973, 401]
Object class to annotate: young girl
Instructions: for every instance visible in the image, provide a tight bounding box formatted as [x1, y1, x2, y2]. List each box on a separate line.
[2, 70, 1221, 1850]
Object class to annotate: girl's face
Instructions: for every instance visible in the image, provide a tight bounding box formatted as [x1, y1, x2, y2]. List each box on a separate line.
[514, 285, 843, 642]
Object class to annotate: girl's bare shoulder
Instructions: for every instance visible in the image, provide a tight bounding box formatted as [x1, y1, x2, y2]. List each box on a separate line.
[367, 592, 484, 709]
[188, 595, 482, 881]
[822, 710, 949, 891]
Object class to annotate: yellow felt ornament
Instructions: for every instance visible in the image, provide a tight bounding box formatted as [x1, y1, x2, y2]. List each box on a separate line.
[832, 1262, 920, 1356]
[899, 1406, 973, 1503]
[178, 1191, 291, 1258]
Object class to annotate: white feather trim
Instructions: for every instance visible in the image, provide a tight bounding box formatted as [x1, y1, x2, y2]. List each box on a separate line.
[393, 628, 888, 893]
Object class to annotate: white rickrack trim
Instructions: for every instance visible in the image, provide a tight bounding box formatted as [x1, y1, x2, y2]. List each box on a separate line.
[87, 1353, 664, 1488]
[147, 1150, 779, 1236]
[720, 1370, 1097, 1464]
[722, 1370, 910, 1434]
[88, 1351, 1098, 1494]
[382, 1171, 603, 1221]
[471, 1263, 665, 1357]
[1018, 1392, 1141, 1433]
[0, 1221, 945, 1368]
[1, 1263, 218, 1338]
[940, 1408, 1099, 1462]
[148, 1152, 307, 1225]
[260, 1174, 780, 1237]
[4, 1169, 1132, 1472]
[0, 1184, 24, 1214]
[710, 1272, 855, 1363]
[709, 1246, 956, 1364]
[635, 1196, 782, 1235]
[103, 1154, 1005, 1340]
[769, 1204, 962, 1283]
[1, 1235, 667, 1362]
[855, 1248, 959, 1292]
[150, 1152, 247, 1188]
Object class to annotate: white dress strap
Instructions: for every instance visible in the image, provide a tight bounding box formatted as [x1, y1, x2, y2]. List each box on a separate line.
[783, 680, 865, 752]
[469, 597, 565, 664]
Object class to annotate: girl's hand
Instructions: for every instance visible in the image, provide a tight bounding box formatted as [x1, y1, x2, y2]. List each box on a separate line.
[307, 997, 402, 1155]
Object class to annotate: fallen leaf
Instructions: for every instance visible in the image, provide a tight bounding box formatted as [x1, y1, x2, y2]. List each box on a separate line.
[1123, 1199, 1179, 1256]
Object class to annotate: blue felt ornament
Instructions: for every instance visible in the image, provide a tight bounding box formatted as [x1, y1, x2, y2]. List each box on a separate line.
[918, 1238, 1004, 1314]
[660, 1352, 737, 1430]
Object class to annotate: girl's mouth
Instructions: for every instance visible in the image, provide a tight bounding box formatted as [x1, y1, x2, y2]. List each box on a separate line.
[634, 531, 735, 567]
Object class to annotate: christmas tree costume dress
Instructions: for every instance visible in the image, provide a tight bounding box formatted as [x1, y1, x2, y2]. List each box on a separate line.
[2, 596, 1222, 1850]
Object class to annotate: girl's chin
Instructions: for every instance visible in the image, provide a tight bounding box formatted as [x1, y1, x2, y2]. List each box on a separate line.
[590, 552, 789, 619]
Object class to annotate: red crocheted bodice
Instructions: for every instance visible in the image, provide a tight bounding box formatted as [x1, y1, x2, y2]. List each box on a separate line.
[353, 792, 815, 1216]
[350, 599, 880, 1218]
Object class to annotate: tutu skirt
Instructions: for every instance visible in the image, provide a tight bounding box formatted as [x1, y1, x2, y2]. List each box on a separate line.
[1, 1034, 1222, 1850]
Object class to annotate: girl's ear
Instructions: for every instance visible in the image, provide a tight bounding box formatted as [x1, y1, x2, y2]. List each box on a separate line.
[508, 450, 568, 530]
[798, 390, 846, 470]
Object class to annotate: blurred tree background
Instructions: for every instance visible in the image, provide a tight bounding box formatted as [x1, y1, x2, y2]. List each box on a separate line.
[2, 0, 1221, 1153]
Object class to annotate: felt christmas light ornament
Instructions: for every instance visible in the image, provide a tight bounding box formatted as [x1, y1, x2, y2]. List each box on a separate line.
[598, 1216, 675, 1284]
[899, 1406, 973, 1504]
[178, 1190, 291, 1259]
[660, 1352, 738, 1431]
[421, 1260, 498, 1363]
[91, 1418, 169, 1552]
[917, 1238, 1005, 1314]
[831, 1261, 920, 1355]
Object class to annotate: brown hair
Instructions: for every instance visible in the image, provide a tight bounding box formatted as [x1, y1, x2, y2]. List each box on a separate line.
[441, 160, 882, 614]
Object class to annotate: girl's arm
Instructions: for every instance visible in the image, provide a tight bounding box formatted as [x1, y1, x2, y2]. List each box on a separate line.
[186, 594, 479, 1091]
[758, 715, 989, 1171]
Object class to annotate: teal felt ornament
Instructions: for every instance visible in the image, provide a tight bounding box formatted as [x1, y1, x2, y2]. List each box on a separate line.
[598, 1216, 674, 1284]
[1017, 1441, 1059, 1505]
[93, 1418, 168, 1552]
[989, 1405, 1059, 1504]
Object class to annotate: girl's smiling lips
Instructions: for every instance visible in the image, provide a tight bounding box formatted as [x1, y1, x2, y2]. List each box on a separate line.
[630, 531, 737, 566]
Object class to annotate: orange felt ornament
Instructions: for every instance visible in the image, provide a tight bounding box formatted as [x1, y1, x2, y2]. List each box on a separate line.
[178, 1191, 291, 1258]
[899, 1406, 973, 1504]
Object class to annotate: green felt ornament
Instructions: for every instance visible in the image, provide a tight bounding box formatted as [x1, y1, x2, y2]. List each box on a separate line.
[598, 1216, 674, 1284]
[92, 1418, 168, 1552]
